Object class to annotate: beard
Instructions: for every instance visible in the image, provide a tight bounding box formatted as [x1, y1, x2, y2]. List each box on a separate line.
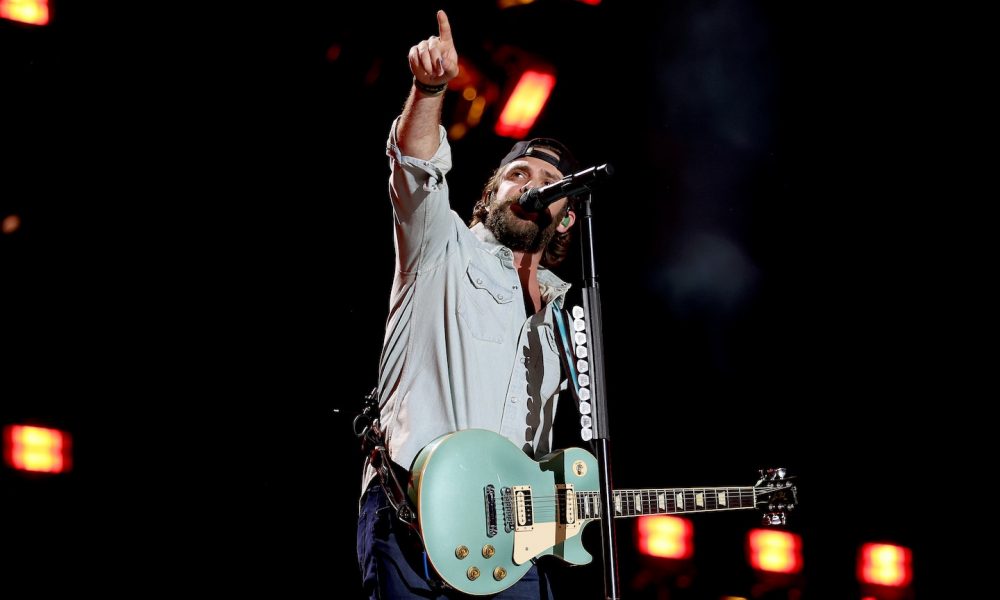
[485, 195, 559, 254]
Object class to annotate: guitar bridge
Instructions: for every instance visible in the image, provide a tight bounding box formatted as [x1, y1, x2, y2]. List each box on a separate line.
[484, 484, 498, 538]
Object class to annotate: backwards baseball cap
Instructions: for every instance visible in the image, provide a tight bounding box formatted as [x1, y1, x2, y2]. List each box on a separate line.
[500, 137, 578, 178]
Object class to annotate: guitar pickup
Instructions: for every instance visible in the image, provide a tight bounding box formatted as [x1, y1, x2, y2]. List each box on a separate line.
[556, 484, 576, 525]
[512, 485, 534, 531]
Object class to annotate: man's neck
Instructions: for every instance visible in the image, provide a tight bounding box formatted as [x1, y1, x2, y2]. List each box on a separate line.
[512, 249, 542, 276]
[513, 250, 544, 314]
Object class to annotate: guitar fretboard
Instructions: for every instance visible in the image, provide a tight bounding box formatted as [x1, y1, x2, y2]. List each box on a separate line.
[573, 487, 756, 520]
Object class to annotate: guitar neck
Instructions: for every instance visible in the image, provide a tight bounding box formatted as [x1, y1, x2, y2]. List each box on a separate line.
[573, 487, 758, 520]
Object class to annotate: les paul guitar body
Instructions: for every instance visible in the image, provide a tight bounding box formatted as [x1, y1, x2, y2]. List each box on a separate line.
[410, 429, 598, 596]
[408, 429, 797, 596]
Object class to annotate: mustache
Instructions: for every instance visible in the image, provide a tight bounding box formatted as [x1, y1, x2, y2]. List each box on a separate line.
[501, 194, 555, 223]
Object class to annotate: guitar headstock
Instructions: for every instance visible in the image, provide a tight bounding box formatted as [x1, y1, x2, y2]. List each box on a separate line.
[753, 467, 798, 526]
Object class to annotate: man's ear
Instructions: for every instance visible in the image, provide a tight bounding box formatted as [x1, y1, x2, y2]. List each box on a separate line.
[557, 209, 576, 233]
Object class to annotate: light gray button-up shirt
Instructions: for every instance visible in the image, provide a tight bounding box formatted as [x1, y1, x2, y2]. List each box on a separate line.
[362, 119, 571, 493]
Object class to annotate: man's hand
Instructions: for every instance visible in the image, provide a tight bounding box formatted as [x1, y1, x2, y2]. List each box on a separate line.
[408, 10, 460, 88]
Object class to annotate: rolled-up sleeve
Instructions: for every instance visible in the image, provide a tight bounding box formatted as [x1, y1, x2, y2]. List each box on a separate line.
[386, 118, 455, 273]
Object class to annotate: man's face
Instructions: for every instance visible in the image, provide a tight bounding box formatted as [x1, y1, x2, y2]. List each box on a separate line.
[486, 155, 569, 253]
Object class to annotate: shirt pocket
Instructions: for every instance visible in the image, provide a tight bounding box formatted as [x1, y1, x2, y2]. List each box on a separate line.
[457, 262, 515, 344]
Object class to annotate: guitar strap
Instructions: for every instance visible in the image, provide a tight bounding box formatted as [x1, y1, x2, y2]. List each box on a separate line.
[355, 388, 453, 592]
[355, 387, 418, 528]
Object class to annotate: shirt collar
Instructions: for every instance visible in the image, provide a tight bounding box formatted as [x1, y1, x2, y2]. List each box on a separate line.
[470, 223, 572, 308]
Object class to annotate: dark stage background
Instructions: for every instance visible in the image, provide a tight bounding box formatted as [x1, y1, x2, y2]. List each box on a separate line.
[3, 1, 950, 597]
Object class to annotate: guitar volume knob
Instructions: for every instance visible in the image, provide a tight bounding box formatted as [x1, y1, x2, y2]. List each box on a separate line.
[455, 545, 469, 559]
[482, 544, 495, 558]
[467, 566, 481, 581]
[493, 566, 507, 581]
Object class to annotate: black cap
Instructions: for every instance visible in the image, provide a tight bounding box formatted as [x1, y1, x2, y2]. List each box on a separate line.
[499, 138, 578, 177]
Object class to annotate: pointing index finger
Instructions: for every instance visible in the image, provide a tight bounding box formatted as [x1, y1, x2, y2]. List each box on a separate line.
[437, 10, 452, 42]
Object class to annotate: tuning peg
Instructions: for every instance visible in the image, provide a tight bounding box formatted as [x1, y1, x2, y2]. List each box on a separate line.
[762, 513, 786, 526]
[759, 467, 788, 481]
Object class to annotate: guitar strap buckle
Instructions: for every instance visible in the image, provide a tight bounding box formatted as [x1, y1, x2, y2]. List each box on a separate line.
[371, 444, 417, 526]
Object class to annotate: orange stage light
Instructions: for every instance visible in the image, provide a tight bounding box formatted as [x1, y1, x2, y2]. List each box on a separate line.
[747, 529, 803, 574]
[858, 543, 912, 587]
[3, 424, 72, 474]
[0, 0, 50, 25]
[495, 70, 556, 139]
[636, 515, 694, 560]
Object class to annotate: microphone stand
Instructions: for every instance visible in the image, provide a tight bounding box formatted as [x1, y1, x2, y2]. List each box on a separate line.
[576, 190, 621, 600]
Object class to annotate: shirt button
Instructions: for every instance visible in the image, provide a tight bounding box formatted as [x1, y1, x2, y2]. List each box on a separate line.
[510, 396, 518, 403]
[513, 285, 519, 290]
[519, 357, 526, 363]
[497, 294, 505, 300]
[476, 278, 483, 285]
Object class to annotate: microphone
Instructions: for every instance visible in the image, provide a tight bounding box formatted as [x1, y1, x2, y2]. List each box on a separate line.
[517, 164, 614, 212]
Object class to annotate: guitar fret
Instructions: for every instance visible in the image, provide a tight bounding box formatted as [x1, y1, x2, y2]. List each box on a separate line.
[567, 486, 759, 522]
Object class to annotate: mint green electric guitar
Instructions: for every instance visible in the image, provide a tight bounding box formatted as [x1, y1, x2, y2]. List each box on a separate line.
[408, 428, 798, 596]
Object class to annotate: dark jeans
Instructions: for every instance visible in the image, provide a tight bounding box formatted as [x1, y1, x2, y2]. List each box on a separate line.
[357, 482, 553, 599]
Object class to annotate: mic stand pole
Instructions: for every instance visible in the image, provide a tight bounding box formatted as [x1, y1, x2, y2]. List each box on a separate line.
[576, 190, 621, 600]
